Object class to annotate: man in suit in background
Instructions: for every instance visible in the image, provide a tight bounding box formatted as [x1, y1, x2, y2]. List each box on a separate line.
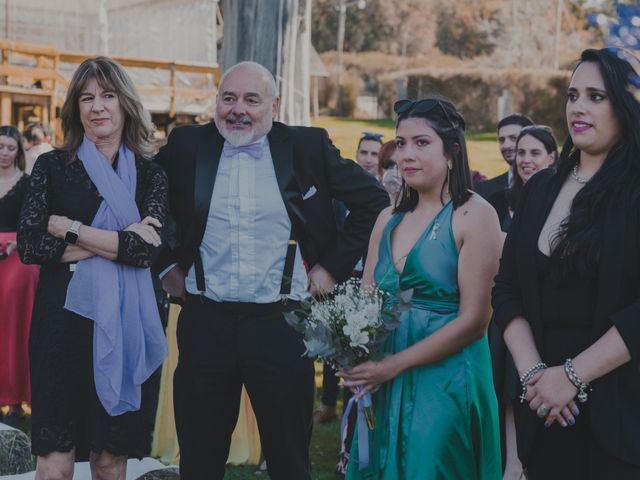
[156, 61, 389, 480]
[475, 113, 534, 199]
[355, 131, 383, 178]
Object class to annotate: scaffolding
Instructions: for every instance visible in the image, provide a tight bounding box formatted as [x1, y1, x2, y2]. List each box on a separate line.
[0, 0, 221, 136]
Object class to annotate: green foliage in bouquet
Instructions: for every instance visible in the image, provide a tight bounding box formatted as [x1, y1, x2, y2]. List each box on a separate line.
[285, 278, 412, 370]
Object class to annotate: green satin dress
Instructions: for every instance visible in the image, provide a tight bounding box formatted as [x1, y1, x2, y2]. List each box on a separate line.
[346, 201, 501, 479]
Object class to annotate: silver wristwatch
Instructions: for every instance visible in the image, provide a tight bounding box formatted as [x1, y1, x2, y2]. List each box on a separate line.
[64, 220, 82, 245]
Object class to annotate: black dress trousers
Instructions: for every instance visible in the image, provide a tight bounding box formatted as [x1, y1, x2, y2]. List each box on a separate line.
[173, 296, 315, 480]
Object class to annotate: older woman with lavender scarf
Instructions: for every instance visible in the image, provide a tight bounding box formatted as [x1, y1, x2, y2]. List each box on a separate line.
[17, 57, 167, 480]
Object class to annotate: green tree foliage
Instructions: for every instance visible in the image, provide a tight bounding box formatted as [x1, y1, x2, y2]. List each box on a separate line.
[312, 0, 392, 53]
[434, 3, 500, 58]
[312, 0, 437, 55]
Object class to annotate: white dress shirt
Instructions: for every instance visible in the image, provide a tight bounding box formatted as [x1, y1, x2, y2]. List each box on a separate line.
[184, 136, 309, 303]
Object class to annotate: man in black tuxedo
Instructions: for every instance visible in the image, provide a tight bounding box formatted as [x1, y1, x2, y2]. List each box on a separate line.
[475, 113, 534, 199]
[155, 61, 388, 479]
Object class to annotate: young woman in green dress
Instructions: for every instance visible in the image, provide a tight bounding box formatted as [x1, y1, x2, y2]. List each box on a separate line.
[339, 97, 502, 479]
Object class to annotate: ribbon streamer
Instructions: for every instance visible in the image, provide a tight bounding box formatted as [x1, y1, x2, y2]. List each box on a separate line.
[340, 386, 371, 471]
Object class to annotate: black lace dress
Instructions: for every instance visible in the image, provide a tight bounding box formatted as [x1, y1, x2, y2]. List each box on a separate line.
[17, 149, 168, 459]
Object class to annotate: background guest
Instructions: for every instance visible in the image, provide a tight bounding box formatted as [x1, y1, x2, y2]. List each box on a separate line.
[489, 125, 558, 233]
[493, 48, 640, 479]
[475, 114, 534, 199]
[0, 125, 39, 427]
[376, 139, 396, 180]
[355, 131, 383, 179]
[488, 125, 557, 478]
[471, 169, 487, 189]
[18, 56, 167, 480]
[22, 122, 54, 174]
[377, 140, 402, 203]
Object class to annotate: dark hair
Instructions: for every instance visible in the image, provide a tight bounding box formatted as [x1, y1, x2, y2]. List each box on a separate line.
[0, 125, 26, 171]
[357, 131, 384, 152]
[507, 125, 558, 210]
[497, 113, 534, 131]
[551, 48, 640, 277]
[61, 56, 154, 157]
[394, 96, 472, 212]
[377, 140, 396, 178]
[23, 123, 45, 145]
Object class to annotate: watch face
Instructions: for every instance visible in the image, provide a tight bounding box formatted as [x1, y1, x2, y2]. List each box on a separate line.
[65, 231, 79, 245]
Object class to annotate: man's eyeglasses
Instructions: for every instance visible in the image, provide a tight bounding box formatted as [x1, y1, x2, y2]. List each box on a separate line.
[361, 131, 384, 141]
[393, 98, 462, 130]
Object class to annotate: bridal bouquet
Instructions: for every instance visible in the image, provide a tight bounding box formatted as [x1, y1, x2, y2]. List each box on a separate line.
[285, 278, 412, 429]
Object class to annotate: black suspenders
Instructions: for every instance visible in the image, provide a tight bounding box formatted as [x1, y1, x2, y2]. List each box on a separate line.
[194, 227, 297, 297]
[279, 230, 298, 296]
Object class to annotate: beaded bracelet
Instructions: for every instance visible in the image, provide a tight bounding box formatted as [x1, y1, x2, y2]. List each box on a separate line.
[519, 362, 547, 403]
[564, 358, 590, 403]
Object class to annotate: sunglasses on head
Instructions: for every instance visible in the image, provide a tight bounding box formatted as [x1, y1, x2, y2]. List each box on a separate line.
[393, 98, 462, 130]
[361, 131, 383, 141]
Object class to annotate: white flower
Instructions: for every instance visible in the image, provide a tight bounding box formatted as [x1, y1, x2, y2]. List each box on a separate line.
[348, 329, 370, 350]
[310, 302, 332, 326]
[343, 320, 369, 345]
[362, 303, 380, 326]
[347, 311, 368, 330]
[335, 294, 355, 316]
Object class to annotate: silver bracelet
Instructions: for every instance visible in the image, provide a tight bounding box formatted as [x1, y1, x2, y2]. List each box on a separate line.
[519, 362, 547, 403]
[564, 358, 590, 403]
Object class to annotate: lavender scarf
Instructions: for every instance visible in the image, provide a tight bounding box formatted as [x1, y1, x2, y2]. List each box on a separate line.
[65, 137, 167, 416]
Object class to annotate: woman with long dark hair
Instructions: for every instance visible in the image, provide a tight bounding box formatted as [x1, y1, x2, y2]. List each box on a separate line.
[340, 97, 502, 478]
[493, 48, 640, 478]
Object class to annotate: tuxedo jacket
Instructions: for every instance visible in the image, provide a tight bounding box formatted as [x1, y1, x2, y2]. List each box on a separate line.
[154, 121, 389, 283]
[475, 170, 509, 200]
[492, 167, 640, 466]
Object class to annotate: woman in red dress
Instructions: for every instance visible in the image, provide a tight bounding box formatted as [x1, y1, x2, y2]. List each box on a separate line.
[0, 125, 39, 426]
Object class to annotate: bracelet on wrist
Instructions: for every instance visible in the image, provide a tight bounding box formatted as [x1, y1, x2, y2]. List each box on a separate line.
[564, 358, 590, 403]
[519, 362, 547, 403]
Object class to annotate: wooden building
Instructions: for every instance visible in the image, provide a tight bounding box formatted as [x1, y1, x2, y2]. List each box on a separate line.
[0, 0, 220, 138]
[0, 40, 219, 139]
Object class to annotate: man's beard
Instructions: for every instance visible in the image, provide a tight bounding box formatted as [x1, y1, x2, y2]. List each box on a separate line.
[214, 112, 272, 147]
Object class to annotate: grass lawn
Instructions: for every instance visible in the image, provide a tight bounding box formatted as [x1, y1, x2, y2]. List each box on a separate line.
[223, 363, 343, 479]
[312, 116, 508, 180]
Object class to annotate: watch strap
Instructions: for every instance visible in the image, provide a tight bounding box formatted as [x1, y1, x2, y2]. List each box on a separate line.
[65, 220, 82, 244]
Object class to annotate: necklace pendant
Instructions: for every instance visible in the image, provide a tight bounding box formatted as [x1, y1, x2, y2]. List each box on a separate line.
[429, 222, 440, 240]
